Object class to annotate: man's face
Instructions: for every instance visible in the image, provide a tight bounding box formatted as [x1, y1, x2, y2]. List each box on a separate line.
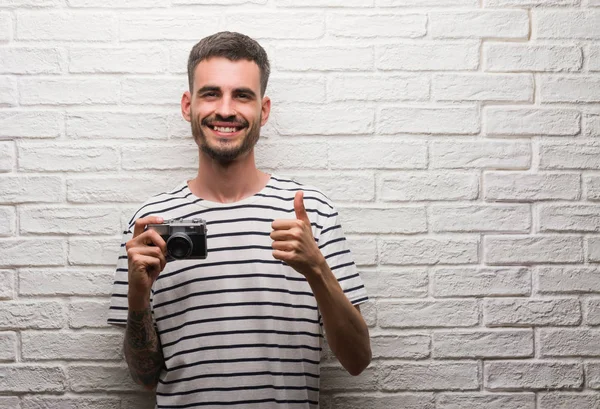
[184, 57, 270, 164]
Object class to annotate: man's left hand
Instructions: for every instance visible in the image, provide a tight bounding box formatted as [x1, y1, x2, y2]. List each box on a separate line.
[271, 191, 326, 278]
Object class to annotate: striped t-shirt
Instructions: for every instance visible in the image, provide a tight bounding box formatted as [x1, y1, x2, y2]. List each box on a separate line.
[108, 175, 368, 409]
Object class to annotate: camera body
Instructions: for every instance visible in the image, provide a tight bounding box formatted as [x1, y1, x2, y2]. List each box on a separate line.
[147, 218, 208, 260]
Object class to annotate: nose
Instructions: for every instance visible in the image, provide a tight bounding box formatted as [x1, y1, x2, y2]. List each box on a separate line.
[215, 95, 235, 118]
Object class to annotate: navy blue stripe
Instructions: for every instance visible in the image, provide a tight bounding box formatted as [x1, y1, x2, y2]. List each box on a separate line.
[157, 383, 318, 397]
[208, 231, 270, 239]
[157, 397, 318, 408]
[159, 314, 319, 336]
[321, 224, 341, 235]
[128, 191, 193, 225]
[319, 236, 345, 249]
[160, 368, 320, 385]
[352, 296, 369, 304]
[338, 272, 360, 282]
[255, 192, 333, 210]
[154, 272, 306, 296]
[162, 327, 322, 349]
[157, 259, 283, 281]
[166, 356, 320, 373]
[331, 261, 355, 271]
[344, 284, 365, 294]
[324, 249, 351, 260]
[110, 294, 126, 299]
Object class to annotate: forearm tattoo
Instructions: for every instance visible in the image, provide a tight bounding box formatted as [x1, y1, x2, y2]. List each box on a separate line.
[124, 308, 164, 388]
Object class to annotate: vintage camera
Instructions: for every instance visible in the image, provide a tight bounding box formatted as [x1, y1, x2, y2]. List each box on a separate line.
[147, 218, 208, 260]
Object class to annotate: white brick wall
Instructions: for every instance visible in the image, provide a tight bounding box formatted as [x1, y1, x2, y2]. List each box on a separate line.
[0, 1, 599, 408]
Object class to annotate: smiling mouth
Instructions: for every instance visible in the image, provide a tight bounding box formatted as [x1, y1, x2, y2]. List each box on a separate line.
[210, 125, 243, 133]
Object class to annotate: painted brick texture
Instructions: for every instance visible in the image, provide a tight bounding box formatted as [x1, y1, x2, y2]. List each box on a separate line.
[0, 1, 598, 408]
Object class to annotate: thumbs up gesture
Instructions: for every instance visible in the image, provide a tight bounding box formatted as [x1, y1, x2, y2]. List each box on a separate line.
[271, 191, 326, 278]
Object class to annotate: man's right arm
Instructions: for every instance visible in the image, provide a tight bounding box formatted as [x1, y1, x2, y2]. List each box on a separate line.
[124, 306, 164, 390]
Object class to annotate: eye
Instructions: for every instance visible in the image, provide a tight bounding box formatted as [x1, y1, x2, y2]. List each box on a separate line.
[237, 93, 250, 100]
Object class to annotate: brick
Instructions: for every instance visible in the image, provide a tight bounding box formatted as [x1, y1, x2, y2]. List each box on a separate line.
[0, 111, 62, 138]
[268, 75, 326, 104]
[225, 13, 324, 39]
[591, 45, 600, 71]
[22, 332, 121, 360]
[484, 298, 581, 326]
[20, 207, 119, 235]
[68, 365, 139, 392]
[540, 142, 600, 169]
[379, 300, 479, 328]
[69, 300, 110, 329]
[430, 10, 529, 39]
[66, 111, 168, 139]
[380, 362, 479, 391]
[539, 393, 600, 409]
[257, 142, 328, 170]
[538, 266, 600, 294]
[486, 362, 583, 390]
[539, 205, 600, 232]
[121, 77, 185, 105]
[276, 45, 373, 71]
[119, 14, 220, 41]
[381, 0, 477, 4]
[0, 206, 15, 236]
[377, 41, 479, 71]
[329, 394, 434, 409]
[485, 236, 583, 265]
[0, 270, 14, 300]
[288, 172, 375, 202]
[329, 141, 427, 169]
[484, 173, 580, 201]
[0, 397, 19, 409]
[339, 206, 426, 234]
[18, 143, 118, 171]
[0, 302, 66, 329]
[69, 47, 167, 73]
[380, 172, 479, 201]
[0, 176, 63, 204]
[381, 237, 479, 265]
[360, 268, 428, 298]
[359, 301, 376, 327]
[433, 330, 533, 358]
[69, 238, 120, 265]
[346, 236, 377, 266]
[1, 0, 62, 5]
[320, 366, 378, 391]
[328, 74, 429, 102]
[589, 237, 600, 262]
[121, 144, 197, 170]
[371, 334, 430, 359]
[272, 105, 374, 135]
[16, 11, 114, 41]
[0, 47, 64, 74]
[379, 106, 480, 135]
[431, 204, 530, 233]
[433, 74, 533, 102]
[328, 13, 426, 38]
[586, 298, 600, 325]
[0, 332, 16, 361]
[0, 239, 65, 267]
[485, 108, 581, 136]
[19, 77, 120, 105]
[22, 396, 121, 409]
[437, 393, 535, 409]
[434, 267, 531, 297]
[0, 141, 14, 172]
[589, 363, 600, 389]
[486, 0, 578, 4]
[536, 10, 600, 39]
[0, 13, 10, 43]
[0, 365, 66, 392]
[19, 269, 113, 296]
[540, 76, 600, 103]
[540, 329, 600, 357]
[69, 0, 167, 7]
[274, 0, 373, 5]
[431, 140, 531, 169]
[484, 43, 582, 72]
[0, 76, 17, 106]
[584, 113, 600, 137]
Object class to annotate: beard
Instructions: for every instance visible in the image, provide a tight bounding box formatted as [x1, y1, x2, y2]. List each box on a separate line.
[191, 111, 261, 165]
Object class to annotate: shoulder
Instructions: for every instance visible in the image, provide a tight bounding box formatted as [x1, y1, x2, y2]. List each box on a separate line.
[125, 181, 191, 231]
[268, 175, 336, 215]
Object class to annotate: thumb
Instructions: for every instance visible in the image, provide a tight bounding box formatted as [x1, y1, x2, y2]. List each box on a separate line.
[294, 190, 310, 224]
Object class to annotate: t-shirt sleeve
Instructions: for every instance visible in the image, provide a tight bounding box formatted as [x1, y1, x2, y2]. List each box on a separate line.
[107, 229, 133, 326]
[318, 208, 368, 306]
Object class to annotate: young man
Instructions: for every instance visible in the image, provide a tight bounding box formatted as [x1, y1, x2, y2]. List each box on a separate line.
[108, 31, 371, 408]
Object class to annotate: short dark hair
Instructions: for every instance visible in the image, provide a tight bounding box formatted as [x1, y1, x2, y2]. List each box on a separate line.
[187, 31, 270, 96]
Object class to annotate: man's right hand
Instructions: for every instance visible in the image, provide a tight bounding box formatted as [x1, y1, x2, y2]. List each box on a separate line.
[125, 216, 167, 310]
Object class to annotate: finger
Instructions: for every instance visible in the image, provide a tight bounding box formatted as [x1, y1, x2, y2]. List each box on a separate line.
[294, 190, 310, 224]
[133, 216, 164, 238]
[270, 229, 296, 242]
[271, 240, 296, 252]
[128, 229, 167, 254]
[129, 253, 163, 277]
[272, 219, 299, 231]
[272, 249, 291, 262]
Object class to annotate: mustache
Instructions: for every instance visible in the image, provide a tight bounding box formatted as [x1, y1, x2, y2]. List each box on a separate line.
[201, 115, 249, 128]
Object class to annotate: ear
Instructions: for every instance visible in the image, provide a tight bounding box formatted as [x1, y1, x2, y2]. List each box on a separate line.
[181, 90, 192, 123]
[260, 96, 271, 126]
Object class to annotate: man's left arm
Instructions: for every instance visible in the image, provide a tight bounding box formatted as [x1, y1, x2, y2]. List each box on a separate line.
[271, 191, 371, 376]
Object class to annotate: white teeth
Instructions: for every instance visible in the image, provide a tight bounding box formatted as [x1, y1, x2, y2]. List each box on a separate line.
[214, 126, 238, 133]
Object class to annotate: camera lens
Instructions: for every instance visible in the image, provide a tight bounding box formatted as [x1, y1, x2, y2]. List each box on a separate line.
[167, 233, 193, 259]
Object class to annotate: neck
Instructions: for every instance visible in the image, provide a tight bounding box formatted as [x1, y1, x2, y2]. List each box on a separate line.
[188, 149, 269, 203]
